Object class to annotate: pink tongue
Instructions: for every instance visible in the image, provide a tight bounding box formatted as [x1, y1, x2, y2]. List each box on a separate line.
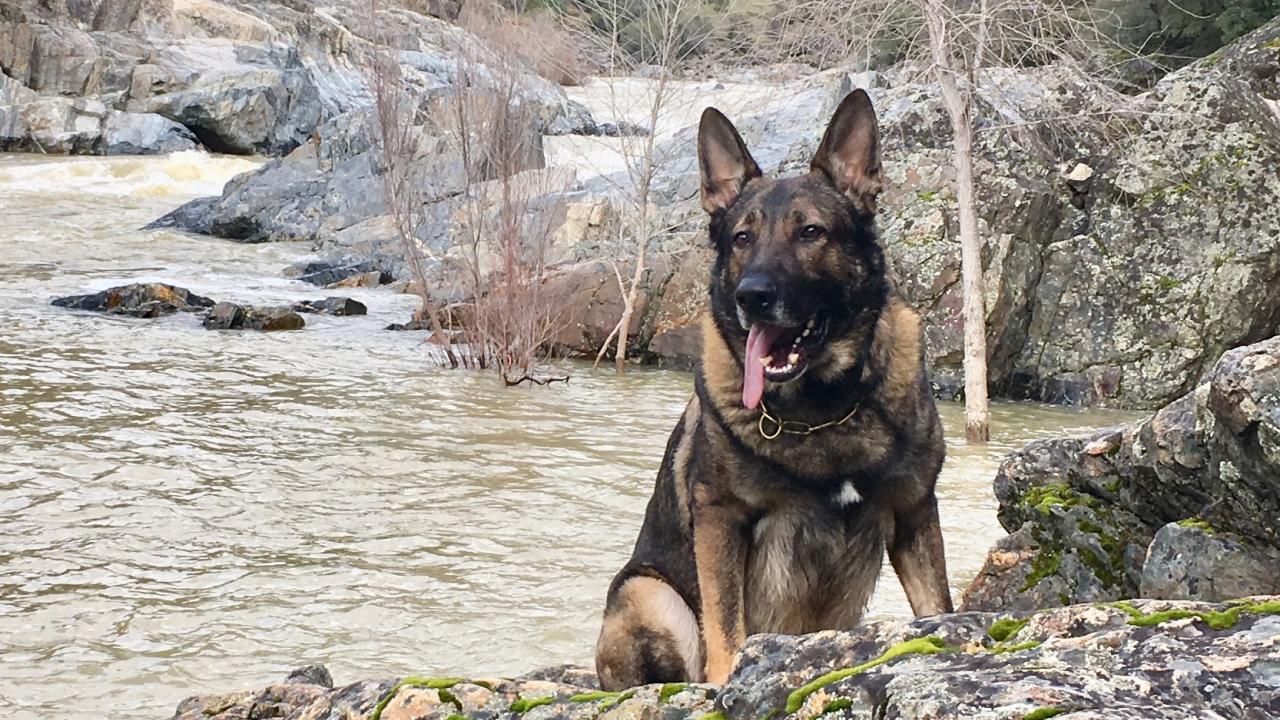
[743, 323, 783, 410]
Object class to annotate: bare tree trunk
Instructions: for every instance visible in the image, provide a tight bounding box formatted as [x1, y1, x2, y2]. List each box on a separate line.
[613, 252, 644, 372]
[925, 0, 990, 443]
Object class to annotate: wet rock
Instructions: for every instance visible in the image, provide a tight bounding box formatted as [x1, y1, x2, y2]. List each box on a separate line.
[202, 302, 304, 331]
[292, 297, 367, 316]
[328, 271, 385, 290]
[171, 598, 1280, 720]
[964, 336, 1280, 611]
[287, 260, 395, 288]
[285, 664, 334, 688]
[51, 282, 215, 317]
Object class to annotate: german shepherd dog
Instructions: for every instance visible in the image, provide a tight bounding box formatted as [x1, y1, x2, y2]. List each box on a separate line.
[594, 90, 953, 690]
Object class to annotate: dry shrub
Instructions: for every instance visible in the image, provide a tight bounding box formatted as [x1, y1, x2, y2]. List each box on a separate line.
[459, 1, 589, 86]
[368, 0, 571, 384]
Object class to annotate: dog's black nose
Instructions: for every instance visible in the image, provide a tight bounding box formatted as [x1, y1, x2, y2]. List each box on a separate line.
[735, 274, 777, 316]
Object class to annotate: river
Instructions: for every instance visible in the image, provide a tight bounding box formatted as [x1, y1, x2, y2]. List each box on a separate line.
[0, 152, 1142, 719]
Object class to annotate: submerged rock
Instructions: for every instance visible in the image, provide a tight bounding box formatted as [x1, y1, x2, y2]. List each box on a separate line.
[964, 336, 1280, 611]
[293, 297, 367, 316]
[171, 597, 1280, 720]
[51, 282, 215, 317]
[202, 302, 304, 331]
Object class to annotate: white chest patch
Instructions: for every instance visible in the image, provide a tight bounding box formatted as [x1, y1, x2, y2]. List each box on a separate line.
[833, 481, 863, 506]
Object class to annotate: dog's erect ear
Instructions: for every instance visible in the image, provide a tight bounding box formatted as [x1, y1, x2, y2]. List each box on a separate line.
[698, 107, 761, 215]
[811, 90, 882, 212]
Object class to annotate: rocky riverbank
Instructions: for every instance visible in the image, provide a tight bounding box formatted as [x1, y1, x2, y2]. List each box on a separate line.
[140, 11, 1280, 410]
[962, 336, 1280, 611]
[172, 597, 1280, 720]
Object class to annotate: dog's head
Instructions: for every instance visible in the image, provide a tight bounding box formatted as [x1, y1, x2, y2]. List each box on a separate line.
[699, 90, 888, 410]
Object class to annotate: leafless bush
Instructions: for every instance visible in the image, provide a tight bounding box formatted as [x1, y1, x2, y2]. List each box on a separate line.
[367, 0, 570, 385]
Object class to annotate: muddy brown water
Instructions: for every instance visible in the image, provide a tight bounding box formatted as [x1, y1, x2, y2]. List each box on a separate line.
[0, 153, 1144, 719]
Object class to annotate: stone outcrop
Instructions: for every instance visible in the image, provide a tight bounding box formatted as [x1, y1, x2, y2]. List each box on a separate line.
[963, 336, 1280, 612]
[50, 282, 214, 317]
[172, 597, 1280, 720]
[0, 0, 586, 156]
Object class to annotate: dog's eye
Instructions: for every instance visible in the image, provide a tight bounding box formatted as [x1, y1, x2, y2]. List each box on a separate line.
[733, 231, 752, 247]
[799, 224, 825, 241]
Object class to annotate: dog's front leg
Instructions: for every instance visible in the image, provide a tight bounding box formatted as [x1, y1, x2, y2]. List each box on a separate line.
[692, 482, 750, 685]
[888, 491, 954, 616]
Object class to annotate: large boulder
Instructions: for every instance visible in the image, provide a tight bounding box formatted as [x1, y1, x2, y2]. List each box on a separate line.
[963, 336, 1280, 611]
[171, 598, 1280, 720]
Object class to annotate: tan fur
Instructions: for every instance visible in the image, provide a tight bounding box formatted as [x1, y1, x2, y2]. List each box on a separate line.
[596, 576, 702, 689]
[692, 482, 748, 685]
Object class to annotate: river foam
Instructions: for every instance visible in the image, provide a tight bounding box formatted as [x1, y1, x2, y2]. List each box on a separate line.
[0, 150, 260, 199]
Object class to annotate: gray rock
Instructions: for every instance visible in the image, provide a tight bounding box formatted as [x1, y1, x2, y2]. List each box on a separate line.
[169, 598, 1280, 720]
[51, 282, 215, 317]
[292, 297, 367, 316]
[1, 0, 591, 156]
[286, 259, 396, 287]
[202, 302, 304, 331]
[285, 664, 334, 688]
[1140, 521, 1280, 601]
[101, 110, 197, 154]
[963, 336, 1280, 611]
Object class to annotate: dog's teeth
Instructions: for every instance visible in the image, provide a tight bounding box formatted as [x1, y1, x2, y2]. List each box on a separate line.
[801, 328, 810, 337]
[759, 356, 771, 367]
[788, 352, 800, 364]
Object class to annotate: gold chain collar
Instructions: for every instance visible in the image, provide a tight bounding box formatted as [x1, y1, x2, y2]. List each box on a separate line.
[757, 397, 861, 440]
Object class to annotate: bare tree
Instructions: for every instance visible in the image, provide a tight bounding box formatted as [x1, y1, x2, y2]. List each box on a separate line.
[765, 0, 1139, 442]
[562, 0, 735, 372]
[923, 0, 991, 442]
[368, 7, 460, 369]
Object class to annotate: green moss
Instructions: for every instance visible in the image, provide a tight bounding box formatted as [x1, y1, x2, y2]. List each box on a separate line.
[784, 636, 954, 713]
[369, 678, 467, 720]
[599, 689, 636, 710]
[760, 709, 782, 720]
[437, 688, 462, 709]
[1125, 599, 1280, 630]
[509, 696, 556, 713]
[1024, 708, 1066, 720]
[992, 640, 1042, 654]
[446, 715, 468, 720]
[700, 712, 728, 720]
[1264, 37, 1280, 50]
[987, 617, 1029, 642]
[1020, 483, 1096, 517]
[1177, 517, 1215, 534]
[1104, 477, 1124, 493]
[1021, 546, 1061, 591]
[822, 698, 855, 714]
[1156, 275, 1182, 291]
[658, 683, 689, 702]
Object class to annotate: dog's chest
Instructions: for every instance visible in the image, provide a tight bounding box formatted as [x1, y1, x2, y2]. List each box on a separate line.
[743, 493, 889, 635]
